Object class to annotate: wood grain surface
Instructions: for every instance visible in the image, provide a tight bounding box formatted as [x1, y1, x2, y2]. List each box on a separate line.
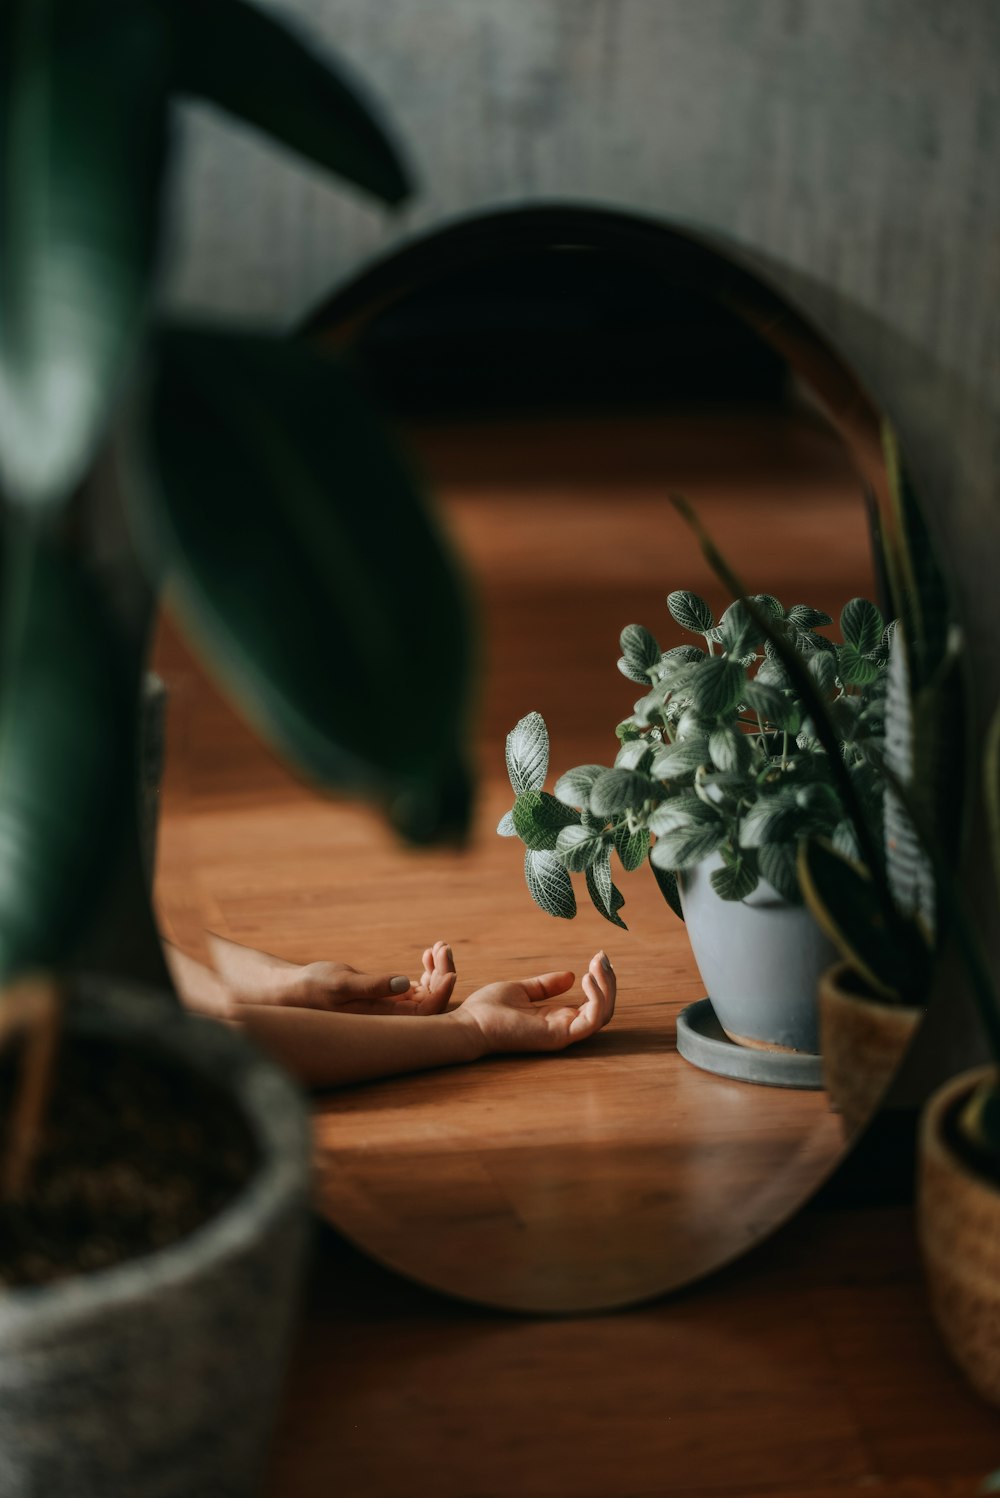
[156, 408, 878, 1312]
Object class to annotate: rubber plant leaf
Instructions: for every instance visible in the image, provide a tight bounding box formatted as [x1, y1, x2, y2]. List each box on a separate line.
[0, 0, 169, 508]
[0, 529, 131, 981]
[128, 329, 474, 845]
[167, 0, 410, 205]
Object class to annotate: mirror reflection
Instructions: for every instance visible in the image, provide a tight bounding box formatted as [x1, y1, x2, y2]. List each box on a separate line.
[153, 210, 948, 1312]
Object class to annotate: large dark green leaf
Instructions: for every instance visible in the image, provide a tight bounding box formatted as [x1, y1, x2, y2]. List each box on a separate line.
[0, 0, 169, 508]
[168, 0, 410, 205]
[0, 528, 130, 980]
[512, 790, 578, 851]
[129, 329, 474, 844]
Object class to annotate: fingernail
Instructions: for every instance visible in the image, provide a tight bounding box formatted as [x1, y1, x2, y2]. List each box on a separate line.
[600, 952, 613, 975]
[390, 977, 411, 994]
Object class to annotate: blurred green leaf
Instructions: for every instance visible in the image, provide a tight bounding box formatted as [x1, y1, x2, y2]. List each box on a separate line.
[129, 329, 474, 843]
[710, 852, 758, 901]
[0, 528, 130, 980]
[167, 0, 410, 206]
[553, 763, 607, 811]
[556, 823, 606, 873]
[0, 0, 169, 507]
[590, 768, 660, 818]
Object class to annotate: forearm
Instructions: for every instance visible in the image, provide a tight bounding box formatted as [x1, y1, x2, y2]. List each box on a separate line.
[236, 1004, 486, 1089]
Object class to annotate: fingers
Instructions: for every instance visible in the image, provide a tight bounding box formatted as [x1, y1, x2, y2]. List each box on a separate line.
[520, 970, 576, 1002]
[568, 952, 616, 1040]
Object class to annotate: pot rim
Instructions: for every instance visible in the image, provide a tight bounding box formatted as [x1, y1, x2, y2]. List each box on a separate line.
[0, 979, 309, 1335]
[820, 959, 922, 1018]
[920, 1064, 1000, 1201]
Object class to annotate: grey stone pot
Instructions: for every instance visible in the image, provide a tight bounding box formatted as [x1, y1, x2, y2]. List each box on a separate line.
[679, 853, 837, 1053]
[0, 981, 310, 1498]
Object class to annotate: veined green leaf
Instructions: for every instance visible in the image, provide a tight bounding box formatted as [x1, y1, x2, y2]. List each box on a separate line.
[586, 848, 627, 929]
[787, 605, 832, 629]
[168, 0, 410, 205]
[129, 329, 474, 844]
[667, 590, 714, 635]
[758, 842, 801, 903]
[613, 822, 650, 873]
[505, 711, 549, 794]
[837, 643, 881, 686]
[618, 623, 661, 684]
[496, 808, 517, 837]
[685, 656, 745, 717]
[512, 791, 580, 851]
[524, 848, 576, 920]
[649, 856, 684, 921]
[651, 822, 727, 870]
[0, 0, 169, 508]
[553, 763, 608, 810]
[807, 651, 838, 696]
[709, 726, 752, 774]
[590, 767, 660, 817]
[840, 598, 884, 656]
[710, 853, 758, 901]
[615, 738, 653, 771]
[0, 529, 131, 980]
[648, 794, 720, 836]
[650, 737, 710, 780]
[555, 822, 606, 872]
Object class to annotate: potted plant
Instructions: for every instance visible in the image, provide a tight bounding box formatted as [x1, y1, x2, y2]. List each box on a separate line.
[796, 435, 963, 1133]
[0, 3, 472, 1494]
[499, 582, 895, 1056]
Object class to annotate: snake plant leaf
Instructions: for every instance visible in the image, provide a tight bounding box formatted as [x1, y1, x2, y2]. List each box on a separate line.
[648, 856, 684, 921]
[613, 823, 650, 873]
[167, 0, 410, 206]
[840, 598, 884, 657]
[797, 838, 925, 1002]
[129, 329, 473, 844]
[0, 0, 170, 509]
[880, 422, 951, 691]
[556, 823, 607, 873]
[667, 590, 714, 635]
[524, 848, 576, 920]
[883, 626, 936, 937]
[505, 712, 549, 795]
[710, 853, 758, 901]
[512, 790, 579, 851]
[0, 531, 130, 981]
[618, 623, 661, 684]
[586, 848, 628, 930]
[986, 701, 1000, 901]
[496, 809, 517, 837]
[553, 764, 608, 811]
[758, 842, 801, 903]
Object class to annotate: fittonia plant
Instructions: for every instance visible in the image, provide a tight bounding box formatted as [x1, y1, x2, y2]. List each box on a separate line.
[499, 591, 895, 928]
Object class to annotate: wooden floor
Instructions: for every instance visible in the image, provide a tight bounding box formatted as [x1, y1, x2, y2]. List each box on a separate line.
[153, 410, 998, 1489]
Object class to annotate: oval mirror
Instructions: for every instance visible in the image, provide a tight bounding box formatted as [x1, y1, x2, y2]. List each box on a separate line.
[154, 206, 957, 1312]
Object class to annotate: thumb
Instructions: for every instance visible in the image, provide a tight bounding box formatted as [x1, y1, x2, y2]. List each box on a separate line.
[521, 970, 575, 1001]
[309, 964, 412, 1002]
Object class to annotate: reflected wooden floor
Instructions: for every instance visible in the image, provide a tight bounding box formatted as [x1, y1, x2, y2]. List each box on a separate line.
[155, 406, 871, 1312]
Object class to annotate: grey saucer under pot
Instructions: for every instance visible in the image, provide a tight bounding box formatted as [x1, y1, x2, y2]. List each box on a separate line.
[679, 853, 837, 1056]
[0, 982, 310, 1498]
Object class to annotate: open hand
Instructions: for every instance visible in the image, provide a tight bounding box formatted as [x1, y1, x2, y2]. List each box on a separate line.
[455, 952, 616, 1056]
[209, 934, 457, 1015]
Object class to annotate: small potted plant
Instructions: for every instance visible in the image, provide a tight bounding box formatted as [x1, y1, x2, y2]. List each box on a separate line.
[0, 3, 472, 1494]
[499, 585, 894, 1056]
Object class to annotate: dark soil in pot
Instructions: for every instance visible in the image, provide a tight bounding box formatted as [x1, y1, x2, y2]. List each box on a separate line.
[0, 1034, 258, 1288]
